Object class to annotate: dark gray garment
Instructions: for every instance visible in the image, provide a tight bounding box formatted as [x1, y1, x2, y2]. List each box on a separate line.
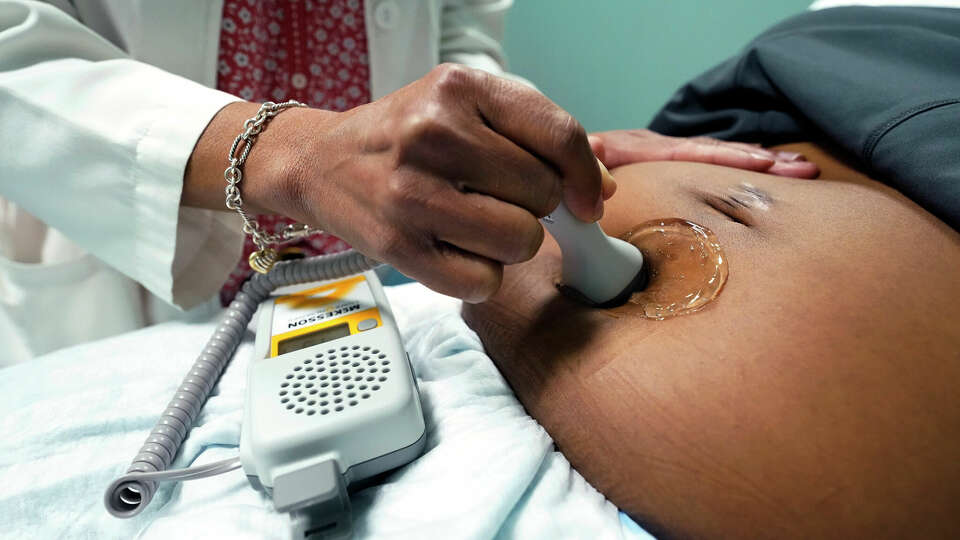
[649, 7, 960, 230]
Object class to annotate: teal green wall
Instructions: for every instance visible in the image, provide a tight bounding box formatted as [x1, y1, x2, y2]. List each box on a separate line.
[503, 1, 812, 132]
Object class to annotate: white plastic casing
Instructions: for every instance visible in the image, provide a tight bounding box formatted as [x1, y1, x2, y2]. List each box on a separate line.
[541, 203, 645, 305]
[239, 270, 425, 491]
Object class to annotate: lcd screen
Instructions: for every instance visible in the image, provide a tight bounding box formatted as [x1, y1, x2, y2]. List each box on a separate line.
[277, 323, 351, 355]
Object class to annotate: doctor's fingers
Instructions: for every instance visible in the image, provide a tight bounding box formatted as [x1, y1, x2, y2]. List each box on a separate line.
[397, 118, 563, 219]
[422, 189, 545, 266]
[427, 64, 602, 222]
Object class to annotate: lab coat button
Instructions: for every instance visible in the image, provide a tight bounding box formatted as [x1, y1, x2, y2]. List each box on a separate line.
[358, 318, 378, 331]
[374, 0, 399, 30]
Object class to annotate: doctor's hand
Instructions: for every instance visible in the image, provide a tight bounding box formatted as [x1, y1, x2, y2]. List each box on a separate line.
[589, 129, 820, 179]
[185, 64, 605, 302]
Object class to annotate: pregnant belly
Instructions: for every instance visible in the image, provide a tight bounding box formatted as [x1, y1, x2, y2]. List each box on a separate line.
[463, 147, 960, 538]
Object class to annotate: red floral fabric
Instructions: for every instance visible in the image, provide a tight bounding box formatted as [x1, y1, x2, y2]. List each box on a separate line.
[216, 0, 371, 305]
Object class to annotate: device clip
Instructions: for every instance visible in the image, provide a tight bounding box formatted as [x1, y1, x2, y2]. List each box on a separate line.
[273, 459, 352, 539]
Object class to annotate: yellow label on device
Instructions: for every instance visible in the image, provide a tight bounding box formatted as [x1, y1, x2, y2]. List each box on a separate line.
[269, 275, 382, 357]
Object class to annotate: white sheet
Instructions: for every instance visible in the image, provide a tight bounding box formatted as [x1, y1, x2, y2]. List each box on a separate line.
[0, 282, 652, 539]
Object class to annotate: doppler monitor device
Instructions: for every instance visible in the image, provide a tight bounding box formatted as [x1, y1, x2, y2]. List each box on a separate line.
[240, 270, 426, 538]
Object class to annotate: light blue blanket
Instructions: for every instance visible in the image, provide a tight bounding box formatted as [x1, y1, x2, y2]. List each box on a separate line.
[0, 283, 651, 539]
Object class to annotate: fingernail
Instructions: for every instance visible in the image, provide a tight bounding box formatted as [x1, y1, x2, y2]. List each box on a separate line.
[749, 152, 776, 162]
[776, 151, 805, 161]
[593, 192, 605, 220]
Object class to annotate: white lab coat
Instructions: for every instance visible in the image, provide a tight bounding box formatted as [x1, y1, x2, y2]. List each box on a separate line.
[0, 0, 521, 365]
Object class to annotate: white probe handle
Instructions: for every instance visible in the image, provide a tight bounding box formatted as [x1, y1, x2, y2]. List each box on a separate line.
[541, 203, 644, 305]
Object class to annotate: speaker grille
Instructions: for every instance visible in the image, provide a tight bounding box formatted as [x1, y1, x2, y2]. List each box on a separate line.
[278, 345, 392, 416]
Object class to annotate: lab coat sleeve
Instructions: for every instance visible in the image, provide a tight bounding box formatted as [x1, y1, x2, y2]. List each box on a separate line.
[439, 0, 536, 88]
[0, 0, 245, 309]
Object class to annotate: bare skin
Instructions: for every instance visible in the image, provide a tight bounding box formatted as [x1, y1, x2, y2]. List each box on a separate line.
[462, 143, 960, 538]
[179, 64, 814, 302]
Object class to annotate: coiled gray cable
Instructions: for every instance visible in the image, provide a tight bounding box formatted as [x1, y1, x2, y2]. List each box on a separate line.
[105, 250, 380, 518]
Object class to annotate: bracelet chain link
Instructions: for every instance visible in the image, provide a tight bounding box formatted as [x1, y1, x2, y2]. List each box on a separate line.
[224, 100, 322, 273]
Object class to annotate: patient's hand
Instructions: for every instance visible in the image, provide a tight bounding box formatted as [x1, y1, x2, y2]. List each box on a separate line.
[589, 129, 820, 178]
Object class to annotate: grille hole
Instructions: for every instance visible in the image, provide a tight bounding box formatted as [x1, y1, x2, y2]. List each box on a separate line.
[296, 408, 304, 414]
[286, 404, 294, 410]
[334, 398, 343, 403]
[359, 385, 367, 390]
[349, 401, 358, 406]
[279, 391, 287, 396]
[362, 393, 370, 399]
[281, 382, 289, 387]
[382, 368, 390, 373]
[379, 377, 386, 382]
[307, 400, 316, 406]
[307, 410, 315, 416]
[281, 398, 289, 403]
[293, 390, 301, 396]
[293, 366, 301, 371]
[348, 392, 356, 398]
[321, 409, 330, 415]
[372, 385, 380, 391]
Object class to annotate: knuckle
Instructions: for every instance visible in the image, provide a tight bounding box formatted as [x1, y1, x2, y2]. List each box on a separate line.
[383, 172, 425, 213]
[395, 109, 457, 165]
[508, 220, 543, 263]
[554, 113, 588, 152]
[431, 63, 479, 94]
[533, 178, 563, 218]
[397, 108, 451, 145]
[463, 266, 502, 303]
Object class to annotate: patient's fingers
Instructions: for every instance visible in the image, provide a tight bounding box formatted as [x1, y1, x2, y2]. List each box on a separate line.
[588, 129, 821, 179]
[765, 160, 820, 178]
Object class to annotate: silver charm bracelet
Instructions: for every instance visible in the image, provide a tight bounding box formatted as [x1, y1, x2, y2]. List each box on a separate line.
[224, 100, 322, 273]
